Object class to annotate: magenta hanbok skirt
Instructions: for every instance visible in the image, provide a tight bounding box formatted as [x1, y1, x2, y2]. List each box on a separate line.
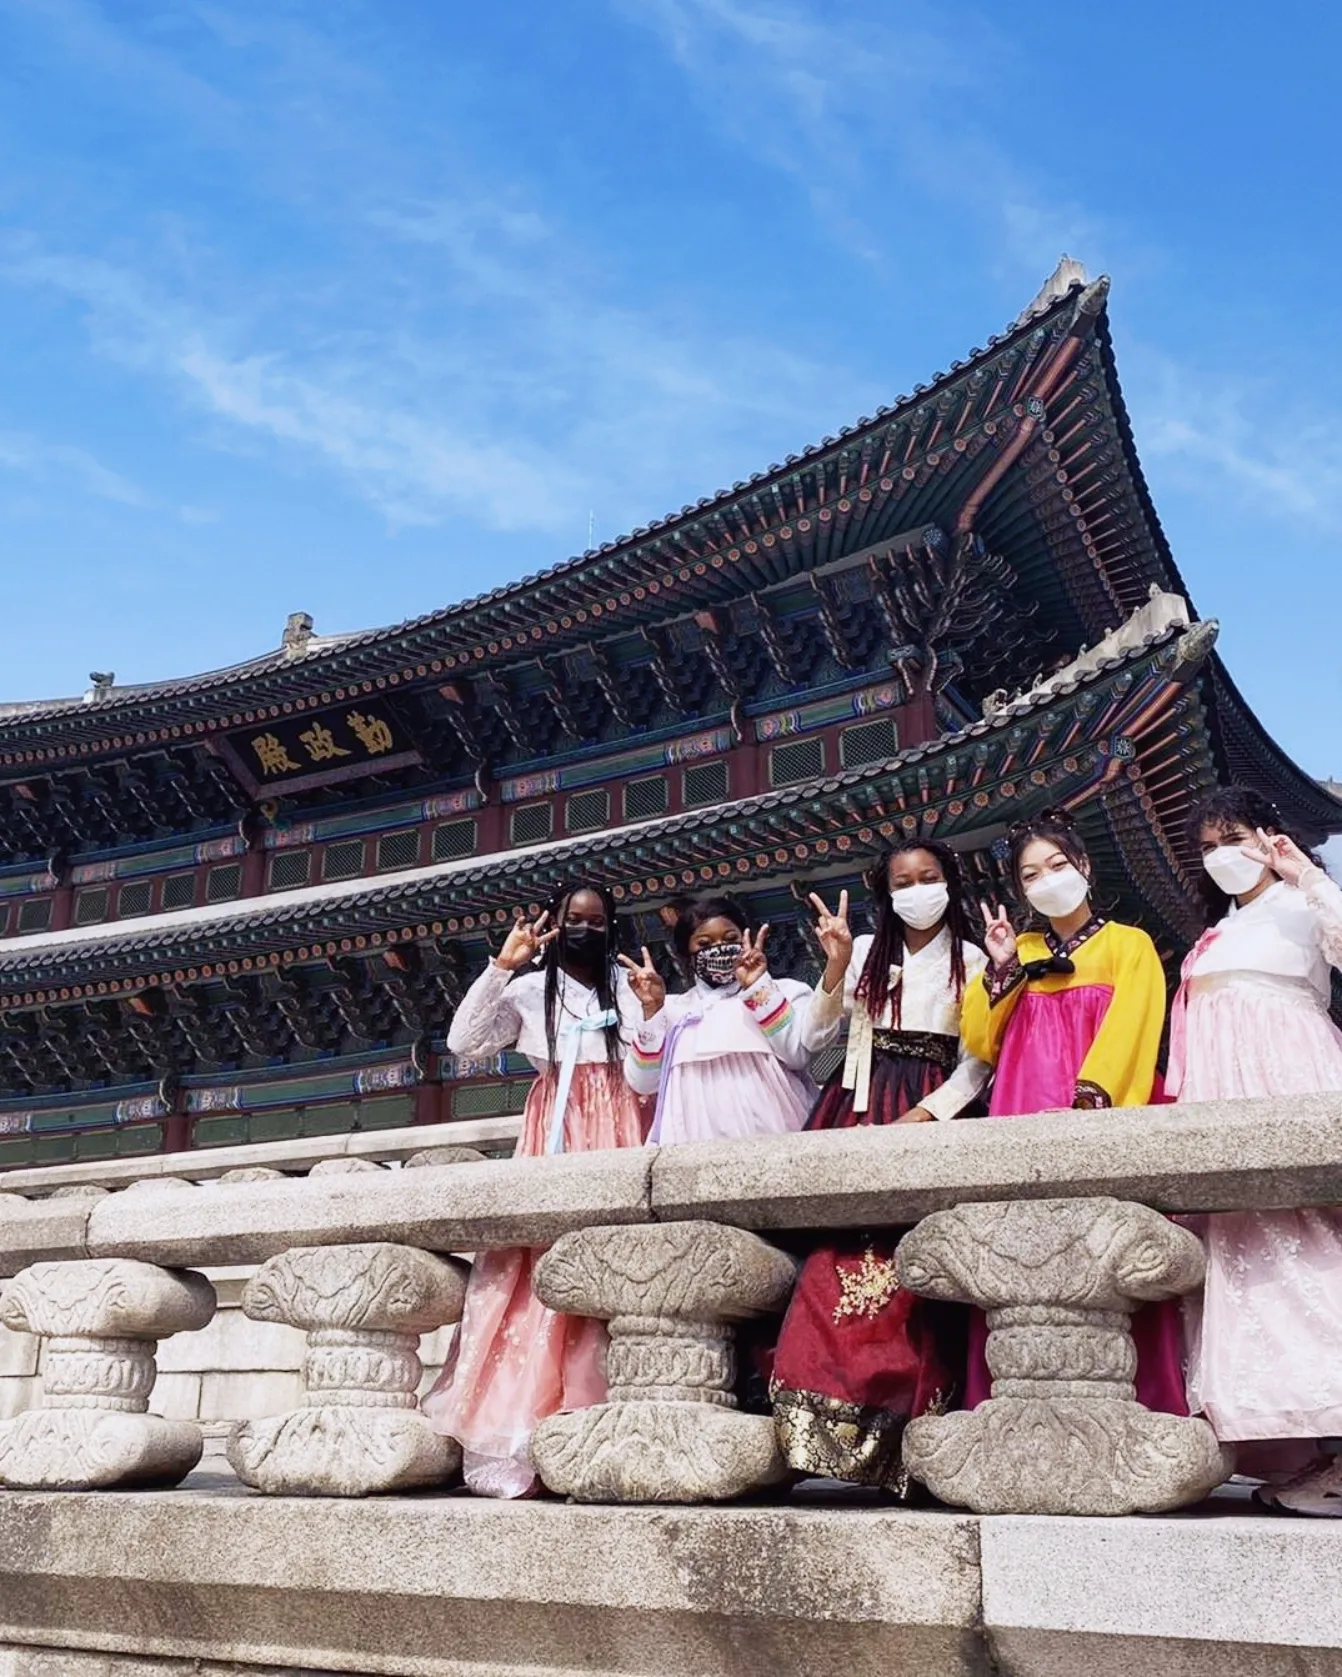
[965, 982, 1188, 1415]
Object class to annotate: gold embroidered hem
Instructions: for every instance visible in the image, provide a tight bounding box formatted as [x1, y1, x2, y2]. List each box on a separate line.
[772, 1384, 947, 1497]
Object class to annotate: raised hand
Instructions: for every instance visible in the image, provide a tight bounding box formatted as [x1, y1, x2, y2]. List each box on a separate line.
[1244, 827, 1314, 889]
[979, 901, 1017, 969]
[618, 946, 668, 1018]
[494, 911, 559, 972]
[808, 890, 853, 968]
[735, 924, 770, 988]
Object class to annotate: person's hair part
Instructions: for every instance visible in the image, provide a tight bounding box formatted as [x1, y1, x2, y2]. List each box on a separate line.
[855, 838, 979, 1024]
[1005, 808, 1091, 901]
[1187, 785, 1321, 926]
[541, 880, 622, 1067]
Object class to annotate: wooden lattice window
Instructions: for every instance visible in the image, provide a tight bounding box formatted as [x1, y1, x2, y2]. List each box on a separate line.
[683, 760, 729, 808]
[840, 717, 899, 769]
[322, 839, 366, 882]
[432, 819, 477, 862]
[770, 737, 825, 786]
[376, 829, 421, 872]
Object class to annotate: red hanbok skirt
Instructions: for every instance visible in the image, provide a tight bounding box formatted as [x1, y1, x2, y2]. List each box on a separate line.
[770, 1031, 970, 1496]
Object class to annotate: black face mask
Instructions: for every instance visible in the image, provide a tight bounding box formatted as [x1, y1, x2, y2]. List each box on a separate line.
[560, 925, 605, 965]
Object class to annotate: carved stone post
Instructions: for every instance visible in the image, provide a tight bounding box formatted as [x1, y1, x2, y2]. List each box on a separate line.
[227, 1242, 467, 1496]
[531, 1221, 796, 1503]
[897, 1197, 1231, 1515]
[0, 1258, 215, 1489]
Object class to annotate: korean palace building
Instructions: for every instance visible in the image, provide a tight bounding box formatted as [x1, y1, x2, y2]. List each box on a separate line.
[0, 263, 1336, 1167]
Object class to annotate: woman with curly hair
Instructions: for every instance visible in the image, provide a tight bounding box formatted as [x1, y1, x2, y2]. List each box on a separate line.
[769, 836, 990, 1495]
[1169, 785, 1342, 1515]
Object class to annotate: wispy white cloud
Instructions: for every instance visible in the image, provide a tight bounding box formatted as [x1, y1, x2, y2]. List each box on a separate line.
[0, 427, 149, 507]
[1128, 351, 1342, 532]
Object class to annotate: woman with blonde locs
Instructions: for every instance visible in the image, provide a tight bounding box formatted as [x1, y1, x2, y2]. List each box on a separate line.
[959, 806, 1185, 1410]
[421, 880, 646, 1499]
[770, 836, 990, 1496]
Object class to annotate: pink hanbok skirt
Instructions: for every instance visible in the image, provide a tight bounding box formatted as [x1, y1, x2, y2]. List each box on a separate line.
[652, 1051, 815, 1145]
[421, 1062, 646, 1497]
[1178, 972, 1342, 1440]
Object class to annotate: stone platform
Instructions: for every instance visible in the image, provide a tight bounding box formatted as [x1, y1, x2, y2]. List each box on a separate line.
[0, 1475, 1337, 1676]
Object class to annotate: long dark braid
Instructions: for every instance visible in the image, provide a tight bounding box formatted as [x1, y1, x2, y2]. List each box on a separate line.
[541, 881, 623, 1068]
[855, 838, 977, 1025]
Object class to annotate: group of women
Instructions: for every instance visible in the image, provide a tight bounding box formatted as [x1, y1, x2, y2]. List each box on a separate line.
[422, 784, 1342, 1517]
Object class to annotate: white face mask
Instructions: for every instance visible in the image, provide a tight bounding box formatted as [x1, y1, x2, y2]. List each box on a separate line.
[1203, 844, 1268, 898]
[1024, 864, 1090, 920]
[890, 882, 950, 930]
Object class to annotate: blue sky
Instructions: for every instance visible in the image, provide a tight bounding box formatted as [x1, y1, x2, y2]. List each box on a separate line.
[1, 0, 1339, 781]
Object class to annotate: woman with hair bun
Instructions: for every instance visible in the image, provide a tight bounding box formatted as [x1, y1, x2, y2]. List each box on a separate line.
[959, 807, 1182, 1412]
[770, 836, 990, 1495]
[1170, 785, 1342, 1515]
[620, 894, 821, 1142]
[422, 881, 645, 1499]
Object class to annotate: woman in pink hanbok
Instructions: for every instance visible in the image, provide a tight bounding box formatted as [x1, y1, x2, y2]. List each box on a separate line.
[421, 882, 646, 1498]
[1168, 786, 1342, 1515]
[620, 895, 823, 1142]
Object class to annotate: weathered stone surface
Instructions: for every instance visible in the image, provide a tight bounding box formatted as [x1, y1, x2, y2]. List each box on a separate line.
[119, 1179, 195, 1196]
[0, 1653, 320, 1676]
[47, 1184, 112, 1200]
[215, 1167, 287, 1184]
[0, 1324, 39, 1380]
[154, 1307, 305, 1375]
[88, 1147, 653, 1268]
[148, 1371, 202, 1421]
[228, 1244, 467, 1496]
[241, 1243, 466, 1334]
[0, 1197, 95, 1279]
[981, 1512, 1342, 1675]
[0, 1261, 214, 1491]
[0, 1409, 202, 1490]
[896, 1197, 1206, 1310]
[534, 1221, 796, 1320]
[198, 1370, 302, 1423]
[533, 1403, 788, 1504]
[532, 1224, 794, 1503]
[0, 1493, 982, 1677]
[0, 1261, 215, 1341]
[307, 1157, 385, 1176]
[404, 1145, 488, 1168]
[898, 1200, 1228, 1516]
[648, 1096, 1342, 1229]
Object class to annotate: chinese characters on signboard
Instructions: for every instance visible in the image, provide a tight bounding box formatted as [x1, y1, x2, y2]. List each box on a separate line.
[219, 698, 420, 797]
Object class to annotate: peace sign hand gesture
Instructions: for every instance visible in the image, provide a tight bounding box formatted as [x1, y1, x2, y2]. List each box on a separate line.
[808, 890, 853, 965]
[494, 911, 560, 973]
[735, 925, 770, 988]
[618, 946, 668, 1019]
[1243, 827, 1315, 890]
[979, 901, 1018, 969]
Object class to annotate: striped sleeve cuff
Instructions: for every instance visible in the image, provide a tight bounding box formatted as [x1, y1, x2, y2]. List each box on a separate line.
[742, 976, 793, 1038]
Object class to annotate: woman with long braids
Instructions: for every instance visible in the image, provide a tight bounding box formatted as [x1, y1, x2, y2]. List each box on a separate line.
[769, 837, 990, 1495]
[959, 806, 1182, 1411]
[421, 882, 645, 1498]
[1169, 786, 1342, 1515]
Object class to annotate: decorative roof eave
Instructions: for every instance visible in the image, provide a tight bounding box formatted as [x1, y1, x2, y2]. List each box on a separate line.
[1203, 660, 1342, 838]
[0, 619, 1216, 1004]
[0, 283, 1110, 762]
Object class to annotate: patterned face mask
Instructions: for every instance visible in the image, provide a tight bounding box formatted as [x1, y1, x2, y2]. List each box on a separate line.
[693, 942, 743, 987]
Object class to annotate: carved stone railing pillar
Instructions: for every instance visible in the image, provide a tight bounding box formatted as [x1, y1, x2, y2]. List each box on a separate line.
[897, 1197, 1231, 1515]
[227, 1242, 467, 1496]
[531, 1221, 796, 1502]
[0, 1258, 215, 1489]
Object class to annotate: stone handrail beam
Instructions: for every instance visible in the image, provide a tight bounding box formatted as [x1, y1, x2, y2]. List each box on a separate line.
[0, 1095, 1338, 1277]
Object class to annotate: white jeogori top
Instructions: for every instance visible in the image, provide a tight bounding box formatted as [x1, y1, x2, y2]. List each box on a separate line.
[445, 960, 642, 1071]
[1189, 869, 1342, 1002]
[805, 927, 991, 1120]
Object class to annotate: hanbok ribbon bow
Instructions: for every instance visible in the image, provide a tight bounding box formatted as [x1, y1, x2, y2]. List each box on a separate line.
[547, 1009, 619, 1155]
[841, 967, 901, 1114]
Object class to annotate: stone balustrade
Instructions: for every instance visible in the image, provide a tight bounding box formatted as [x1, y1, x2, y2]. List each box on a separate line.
[0, 1094, 1335, 1511]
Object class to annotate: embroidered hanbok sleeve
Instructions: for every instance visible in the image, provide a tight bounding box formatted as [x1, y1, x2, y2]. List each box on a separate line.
[1072, 926, 1166, 1108]
[919, 948, 991, 1121]
[1299, 865, 1342, 970]
[446, 961, 525, 1058]
[959, 956, 1028, 1067]
[624, 1006, 668, 1097]
[741, 975, 816, 1073]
